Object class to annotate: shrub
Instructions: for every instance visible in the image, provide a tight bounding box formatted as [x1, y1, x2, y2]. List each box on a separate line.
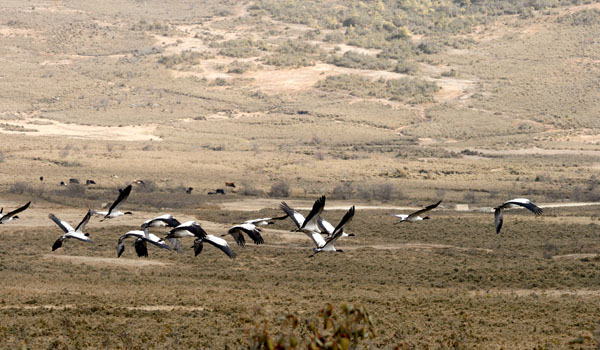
[557, 9, 600, 25]
[227, 60, 255, 74]
[326, 50, 394, 70]
[0, 151, 4, 163]
[248, 304, 374, 350]
[315, 74, 439, 103]
[330, 182, 354, 200]
[416, 41, 443, 54]
[269, 180, 290, 197]
[240, 181, 263, 196]
[357, 183, 402, 201]
[158, 51, 205, 68]
[55, 184, 86, 198]
[393, 60, 419, 75]
[9, 182, 35, 195]
[213, 38, 268, 58]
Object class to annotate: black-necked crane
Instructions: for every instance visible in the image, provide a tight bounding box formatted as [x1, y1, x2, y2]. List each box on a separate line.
[50, 210, 94, 251]
[310, 205, 355, 257]
[192, 235, 237, 259]
[165, 221, 207, 240]
[92, 185, 132, 221]
[225, 223, 264, 247]
[0, 201, 31, 224]
[280, 196, 325, 233]
[280, 196, 333, 247]
[116, 228, 171, 258]
[494, 198, 543, 234]
[392, 200, 442, 223]
[142, 214, 183, 253]
[141, 214, 181, 229]
[243, 214, 289, 226]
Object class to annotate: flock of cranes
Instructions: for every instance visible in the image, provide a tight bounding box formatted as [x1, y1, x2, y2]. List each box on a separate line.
[0, 182, 545, 259]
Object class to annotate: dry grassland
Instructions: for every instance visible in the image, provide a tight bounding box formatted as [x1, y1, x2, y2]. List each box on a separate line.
[1, 205, 599, 349]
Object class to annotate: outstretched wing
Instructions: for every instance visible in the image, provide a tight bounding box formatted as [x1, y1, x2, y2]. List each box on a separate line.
[4, 201, 31, 219]
[204, 235, 237, 258]
[49, 214, 74, 233]
[325, 206, 355, 246]
[244, 228, 264, 245]
[504, 199, 543, 216]
[317, 217, 335, 235]
[144, 233, 172, 250]
[75, 210, 92, 233]
[227, 227, 247, 247]
[280, 202, 305, 228]
[108, 184, 132, 214]
[407, 200, 442, 219]
[300, 196, 326, 232]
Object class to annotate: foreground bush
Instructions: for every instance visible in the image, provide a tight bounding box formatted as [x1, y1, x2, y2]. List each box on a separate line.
[248, 304, 374, 350]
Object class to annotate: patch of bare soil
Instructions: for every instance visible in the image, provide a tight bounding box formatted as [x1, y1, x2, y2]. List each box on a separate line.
[0, 117, 160, 141]
[43, 254, 169, 267]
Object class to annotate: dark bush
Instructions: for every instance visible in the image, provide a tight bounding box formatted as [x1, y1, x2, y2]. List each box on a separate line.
[269, 180, 290, 197]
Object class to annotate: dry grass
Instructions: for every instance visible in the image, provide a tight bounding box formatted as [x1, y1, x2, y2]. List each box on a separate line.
[0, 206, 599, 348]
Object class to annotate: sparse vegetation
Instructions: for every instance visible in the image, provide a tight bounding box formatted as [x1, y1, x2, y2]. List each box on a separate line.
[315, 74, 439, 103]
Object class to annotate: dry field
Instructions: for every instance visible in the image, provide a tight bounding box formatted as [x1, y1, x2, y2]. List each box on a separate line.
[1, 203, 599, 349]
[0, 0, 599, 348]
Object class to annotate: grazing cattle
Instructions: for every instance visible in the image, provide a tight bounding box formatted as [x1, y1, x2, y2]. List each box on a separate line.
[86, 180, 96, 185]
[207, 191, 216, 195]
[216, 189, 225, 195]
[186, 187, 193, 194]
[69, 178, 80, 184]
[60, 181, 66, 186]
[225, 182, 236, 188]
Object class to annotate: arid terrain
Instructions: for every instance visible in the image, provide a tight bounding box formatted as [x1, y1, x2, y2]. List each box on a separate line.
[0, 0, 599, 348]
